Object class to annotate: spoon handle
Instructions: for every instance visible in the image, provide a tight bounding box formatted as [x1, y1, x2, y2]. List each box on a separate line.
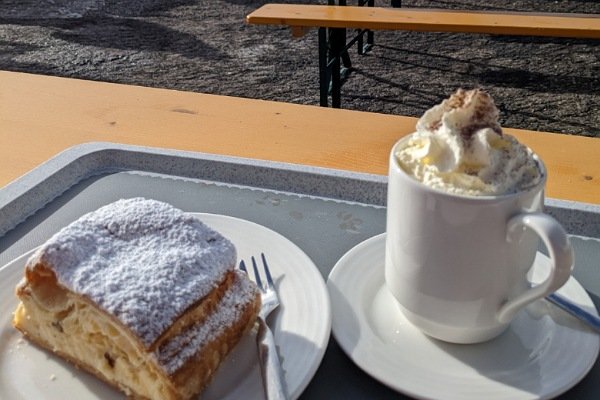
[546, 292, 600, 334]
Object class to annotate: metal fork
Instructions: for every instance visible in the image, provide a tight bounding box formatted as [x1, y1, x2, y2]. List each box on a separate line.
[240, 254, 287, 400]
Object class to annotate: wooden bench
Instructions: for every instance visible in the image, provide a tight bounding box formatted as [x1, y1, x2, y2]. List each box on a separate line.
[246, 4, 600, 108]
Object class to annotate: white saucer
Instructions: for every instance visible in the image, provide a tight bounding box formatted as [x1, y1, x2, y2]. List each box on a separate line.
[327, 233, 600, 400]
[0, 213, 331, 400]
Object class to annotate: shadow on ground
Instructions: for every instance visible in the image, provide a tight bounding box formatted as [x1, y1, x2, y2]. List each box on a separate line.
[1, 0, 598, 136]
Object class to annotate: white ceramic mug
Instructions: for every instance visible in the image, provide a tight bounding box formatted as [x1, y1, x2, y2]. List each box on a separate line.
[385, 137, 574, 344]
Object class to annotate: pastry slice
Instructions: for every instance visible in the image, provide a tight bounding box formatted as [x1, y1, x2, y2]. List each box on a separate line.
[13, 198, 260, 400]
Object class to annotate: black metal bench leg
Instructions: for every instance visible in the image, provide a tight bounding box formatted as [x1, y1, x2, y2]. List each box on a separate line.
[335, 0, 352, 69]
[341, 45, 352, 69]
[357, 31, 364, 56]
[355, 0, 373, 54]
[318, 27, 329, 107]
[329, 28, 345, 108]
[391, 0, 401, 7]
[331, 56, 341, 108]
[367, 0, 374, 48]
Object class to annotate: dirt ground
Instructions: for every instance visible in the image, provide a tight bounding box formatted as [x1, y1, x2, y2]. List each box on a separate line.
[1, 0, 599, 136]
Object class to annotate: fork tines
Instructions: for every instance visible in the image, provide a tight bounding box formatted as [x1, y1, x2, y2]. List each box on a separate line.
[260, 253, 274, 288]
[239, 253, 274, 292]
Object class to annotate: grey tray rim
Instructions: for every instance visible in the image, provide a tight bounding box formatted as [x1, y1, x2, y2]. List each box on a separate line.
[1, 142, 599, 239]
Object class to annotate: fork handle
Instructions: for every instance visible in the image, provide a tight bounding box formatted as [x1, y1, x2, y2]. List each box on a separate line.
[257, 318, 288, 400]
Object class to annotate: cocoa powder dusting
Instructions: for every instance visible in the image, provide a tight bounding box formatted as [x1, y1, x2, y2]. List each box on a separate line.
[446, 88, 469, 109]
[455, 89, 502, 140]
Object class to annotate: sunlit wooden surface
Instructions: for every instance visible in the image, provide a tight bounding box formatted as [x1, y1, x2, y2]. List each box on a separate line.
[247, 4, 600, 39]
[1, 71, 598, 204]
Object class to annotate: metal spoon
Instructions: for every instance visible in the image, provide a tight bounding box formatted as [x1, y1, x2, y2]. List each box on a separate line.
[546, 292, 600, 333]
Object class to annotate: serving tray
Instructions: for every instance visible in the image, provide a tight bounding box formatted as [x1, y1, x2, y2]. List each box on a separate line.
[1, 142, 599, 399]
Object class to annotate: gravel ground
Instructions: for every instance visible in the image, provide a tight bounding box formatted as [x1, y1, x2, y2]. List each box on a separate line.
[1, 0, 599, 136]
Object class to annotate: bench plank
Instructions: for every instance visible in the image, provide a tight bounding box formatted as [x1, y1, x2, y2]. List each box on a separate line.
[247, 4, 600, 39]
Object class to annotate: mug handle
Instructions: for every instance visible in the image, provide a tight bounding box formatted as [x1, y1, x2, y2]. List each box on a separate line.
[496, 212, 574, 324]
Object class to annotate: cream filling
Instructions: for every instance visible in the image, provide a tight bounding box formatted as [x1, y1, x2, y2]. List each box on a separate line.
[14, 291, 177, 400]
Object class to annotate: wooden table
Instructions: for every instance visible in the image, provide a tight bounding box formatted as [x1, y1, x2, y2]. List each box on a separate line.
[1, 71, 598, 204]
[1, 72, 600, 399]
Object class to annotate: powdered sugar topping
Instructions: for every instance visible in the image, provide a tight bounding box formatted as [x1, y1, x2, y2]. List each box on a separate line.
[29, 198, 236, 348]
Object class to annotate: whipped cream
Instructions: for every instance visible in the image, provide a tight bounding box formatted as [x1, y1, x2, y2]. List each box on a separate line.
[395, 89, 542, 196]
